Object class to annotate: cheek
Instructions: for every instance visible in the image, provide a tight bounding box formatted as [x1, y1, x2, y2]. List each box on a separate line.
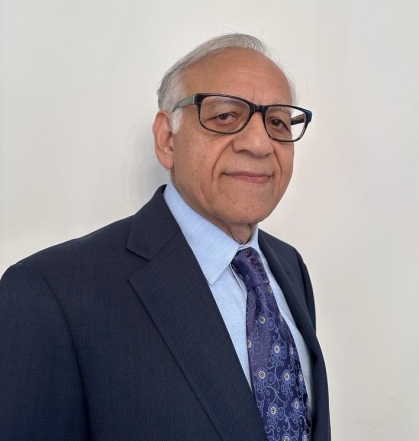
[277, 147, 294, 177]
[173, 138, 213, 191]
[180, 135, 223, 175]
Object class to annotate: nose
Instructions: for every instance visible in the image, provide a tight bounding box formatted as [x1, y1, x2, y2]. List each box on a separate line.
[232, 112, 274, 157]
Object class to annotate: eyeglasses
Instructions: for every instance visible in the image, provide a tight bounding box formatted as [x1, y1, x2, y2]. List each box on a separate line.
[173, 93, 312, 143]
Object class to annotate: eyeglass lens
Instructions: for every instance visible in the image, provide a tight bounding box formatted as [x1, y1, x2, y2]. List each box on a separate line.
[199, 95, 306, 141]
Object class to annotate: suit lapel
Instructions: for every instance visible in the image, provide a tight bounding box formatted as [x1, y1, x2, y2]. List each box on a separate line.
[259, 233, 331, 441]
[126, 188, 267, 441]
[258, 233, 322, 360]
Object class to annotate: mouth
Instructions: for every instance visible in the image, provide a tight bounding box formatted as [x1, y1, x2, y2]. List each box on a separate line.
[224, 171, 272, 184]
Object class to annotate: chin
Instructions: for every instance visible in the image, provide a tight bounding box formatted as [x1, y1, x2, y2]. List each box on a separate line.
[227, 209, 273, 226]
[241, 203, 276, 220]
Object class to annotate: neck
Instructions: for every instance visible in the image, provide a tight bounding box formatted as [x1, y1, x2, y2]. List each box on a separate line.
[224, 223, 256, 244]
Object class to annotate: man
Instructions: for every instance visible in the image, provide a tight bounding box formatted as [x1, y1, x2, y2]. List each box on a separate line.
[0, 34, 330, 440]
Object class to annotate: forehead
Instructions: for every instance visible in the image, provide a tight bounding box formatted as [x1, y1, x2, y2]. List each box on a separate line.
[181, 48, 292, 105]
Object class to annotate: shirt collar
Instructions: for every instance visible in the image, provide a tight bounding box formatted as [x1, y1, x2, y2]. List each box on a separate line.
[164, 180, 261, 285]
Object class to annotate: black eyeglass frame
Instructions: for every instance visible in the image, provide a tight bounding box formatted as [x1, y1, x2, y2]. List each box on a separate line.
[173, 93, 313, 143]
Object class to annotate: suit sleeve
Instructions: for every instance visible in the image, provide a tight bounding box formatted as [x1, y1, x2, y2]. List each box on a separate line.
[0, 263, 89, 440]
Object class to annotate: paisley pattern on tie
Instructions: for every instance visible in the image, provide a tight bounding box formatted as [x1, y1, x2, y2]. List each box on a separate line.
[232, 247, 312, 441]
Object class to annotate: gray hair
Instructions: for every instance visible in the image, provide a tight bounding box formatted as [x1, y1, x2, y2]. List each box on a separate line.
[157, 33, 293, 132]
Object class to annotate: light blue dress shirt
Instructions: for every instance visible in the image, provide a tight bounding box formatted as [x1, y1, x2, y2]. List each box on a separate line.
[164, 180, 314, 406]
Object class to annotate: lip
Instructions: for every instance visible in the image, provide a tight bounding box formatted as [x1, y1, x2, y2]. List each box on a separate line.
[224, 171, 272, 184]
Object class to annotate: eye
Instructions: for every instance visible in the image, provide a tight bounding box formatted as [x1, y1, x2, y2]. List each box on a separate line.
[270, 118, 284, 127]
[267, 117, 290, 132]
[266, 107, 292, 134]
[199, 96, 246, 132]
[215, 112, 235, 122]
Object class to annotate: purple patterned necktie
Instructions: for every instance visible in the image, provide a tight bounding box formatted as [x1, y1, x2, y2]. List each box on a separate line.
[232, 247, 312, 441]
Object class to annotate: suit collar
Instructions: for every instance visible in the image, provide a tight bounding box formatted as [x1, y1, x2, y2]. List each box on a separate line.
[126, 186, 178, 260]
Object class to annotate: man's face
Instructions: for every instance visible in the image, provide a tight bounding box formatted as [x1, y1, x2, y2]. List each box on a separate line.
[154, 48, 295, 242]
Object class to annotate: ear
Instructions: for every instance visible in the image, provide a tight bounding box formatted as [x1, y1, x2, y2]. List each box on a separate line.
[153, 110, 174, 170]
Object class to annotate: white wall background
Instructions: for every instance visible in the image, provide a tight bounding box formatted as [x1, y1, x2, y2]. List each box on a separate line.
[1, 1, 418, 439]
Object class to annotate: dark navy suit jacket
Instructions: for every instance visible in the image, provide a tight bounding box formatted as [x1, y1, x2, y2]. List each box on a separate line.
[0, 186, 330, 441]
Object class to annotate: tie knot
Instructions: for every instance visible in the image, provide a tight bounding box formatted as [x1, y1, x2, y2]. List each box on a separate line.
[231, 247, 270, 291]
